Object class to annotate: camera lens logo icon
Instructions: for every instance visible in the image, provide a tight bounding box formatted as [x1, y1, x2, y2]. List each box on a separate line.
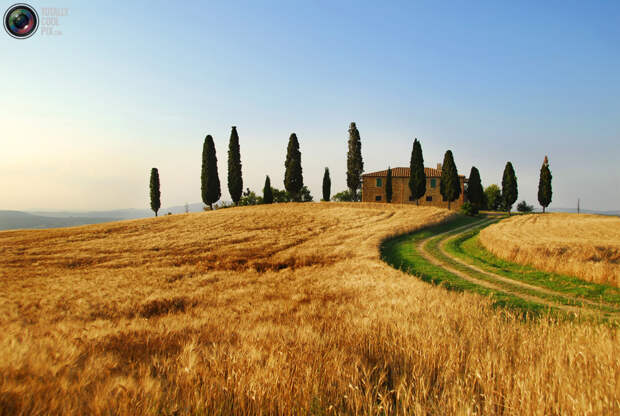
[4, 3, 39, 39]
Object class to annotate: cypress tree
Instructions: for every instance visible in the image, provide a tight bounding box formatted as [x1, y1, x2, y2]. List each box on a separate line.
[346, 122, 364, 201]
[322, 167, 331, 201]
[149, 167, 161, 217]
[538, 156, 552, 213]
[385, 167, 393, 203]
[284, 133, 303, 201]
[501, 161, 518, 215]
[263, 175, 273, 204]
[408, 138, 426, 205]
[439, 150, 461, 209]
[227, 126, 243, 205]
[466, 166, 484, 209]
[201, 134, 221, 210]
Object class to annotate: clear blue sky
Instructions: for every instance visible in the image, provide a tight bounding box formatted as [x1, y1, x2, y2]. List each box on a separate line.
[2, 0, 619, 211]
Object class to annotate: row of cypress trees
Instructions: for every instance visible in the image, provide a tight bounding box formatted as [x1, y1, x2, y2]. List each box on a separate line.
[201, 128, 314, 209]
[382, 138, 552, 215]
[148, 127, 246, 215]
[465, 158, 552, 215]
[396, 139, 462, 209]
[203, 124, 366, 208]
[150, 123, 365, 216]
[149, 123, 552, 216]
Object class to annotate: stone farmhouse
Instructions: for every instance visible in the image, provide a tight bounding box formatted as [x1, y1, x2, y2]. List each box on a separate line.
[361, 164, 467, 208]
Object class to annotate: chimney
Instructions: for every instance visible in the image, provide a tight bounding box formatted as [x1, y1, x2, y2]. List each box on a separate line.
[437, 163, 442, 171]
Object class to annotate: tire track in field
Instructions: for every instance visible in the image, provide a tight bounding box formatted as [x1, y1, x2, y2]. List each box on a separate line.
[439, 232, 620, 315]
[416, 219, 615, 318]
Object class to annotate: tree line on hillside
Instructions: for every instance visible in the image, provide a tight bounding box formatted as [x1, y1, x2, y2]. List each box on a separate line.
[200, 130, 315, 210]
[381, 138, 552, 215]
[148, 123, 366, 215]
[381, 139, 463, 209]
[148, 123, 552, 217]
[462, 157, 552, 215]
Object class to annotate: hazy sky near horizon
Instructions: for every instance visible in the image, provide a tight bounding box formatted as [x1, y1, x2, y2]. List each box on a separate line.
[2, 0, 619, 211]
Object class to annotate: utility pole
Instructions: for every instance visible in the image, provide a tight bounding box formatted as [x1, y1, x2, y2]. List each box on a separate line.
[577, 198, 580, 214]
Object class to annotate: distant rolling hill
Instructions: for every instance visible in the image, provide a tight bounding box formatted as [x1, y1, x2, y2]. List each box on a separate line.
[0, 203, 209, 231]
[548, 208, 620, 216]
[0, 211, 119, 231]
[29, 203, 208, 220]
[3, 203, 616, 231]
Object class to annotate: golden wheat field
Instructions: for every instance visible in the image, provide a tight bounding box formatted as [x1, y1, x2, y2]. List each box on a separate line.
[480, 213, 620, 287]
[0, 203, 618, 415]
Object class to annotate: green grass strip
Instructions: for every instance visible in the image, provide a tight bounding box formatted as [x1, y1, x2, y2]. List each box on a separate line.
[446, 229, 620, 309]
[380, 216, 553, 317]
[426, 233, 591, 310]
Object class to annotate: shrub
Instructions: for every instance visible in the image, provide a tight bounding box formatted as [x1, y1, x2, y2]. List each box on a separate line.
[332, 189, 361, 202]
[484, 184, 502, 211]
[460, 201, 479, 216]
[239, 188, 263, 206]
[268, 186, 313, 203]
[214, 201, 234, 210]
[517, 200, 534, 213]
[272, 187, 290, 203]
[300, 186, 313, 202]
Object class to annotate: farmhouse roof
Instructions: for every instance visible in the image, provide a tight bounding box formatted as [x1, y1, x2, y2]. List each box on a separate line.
[362, 167, 466, 179]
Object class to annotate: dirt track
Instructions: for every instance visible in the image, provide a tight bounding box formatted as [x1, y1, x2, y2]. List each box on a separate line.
[415, 218, 620, 321]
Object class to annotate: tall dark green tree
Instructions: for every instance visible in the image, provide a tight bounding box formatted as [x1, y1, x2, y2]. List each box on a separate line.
[501, 161, 518, 215]
[466, 166, 484, 209]
[385, 167, 393, 203]
[263, 175, 273, 204]
[346, 122, 364, 201]
[284, 133, 303, 201]
[408, 138, 426, 205]
[439, 150, 461, 209]
[538, 156, 552, 213]
[322, 167, 331, 201]
[227, 126, 243, 205]
[149, 167, 161, 217]
[201, 134, 221, 210]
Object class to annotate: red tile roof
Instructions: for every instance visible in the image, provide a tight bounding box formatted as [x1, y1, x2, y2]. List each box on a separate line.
[362, 167, 466, 179]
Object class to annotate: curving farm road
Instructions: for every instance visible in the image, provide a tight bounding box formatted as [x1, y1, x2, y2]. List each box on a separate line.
[406, 216, 620, 321]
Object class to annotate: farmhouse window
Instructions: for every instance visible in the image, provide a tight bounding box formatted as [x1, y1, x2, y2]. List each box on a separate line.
[376, 178, 382, 187]
[375, 195, 382, 201]
[430, 179, 437, 188]
[426, 196, 433, 202]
